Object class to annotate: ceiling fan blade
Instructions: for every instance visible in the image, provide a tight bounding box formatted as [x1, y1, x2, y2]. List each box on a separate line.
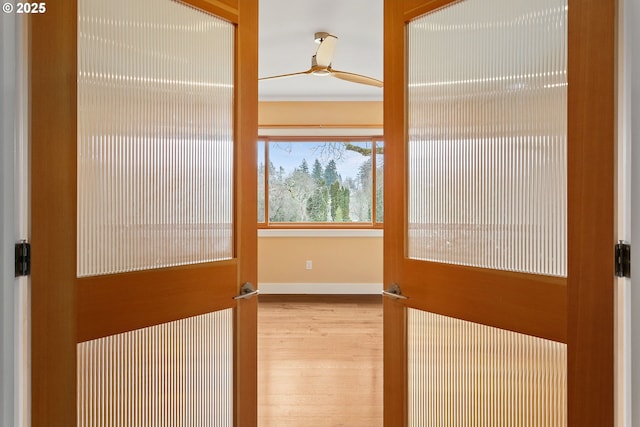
[259, 69, 313, 81]
[330, 69, 383, 88]
[314, 35, 338, 68]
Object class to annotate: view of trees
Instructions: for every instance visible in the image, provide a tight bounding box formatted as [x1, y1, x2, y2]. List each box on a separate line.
[258, 141, 384, 224]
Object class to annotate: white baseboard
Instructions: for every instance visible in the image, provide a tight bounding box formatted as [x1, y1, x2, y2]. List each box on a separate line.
[258, 283, 383, 295]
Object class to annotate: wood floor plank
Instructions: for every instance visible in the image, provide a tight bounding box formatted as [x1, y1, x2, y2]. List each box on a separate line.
[258, 295, 383, 427]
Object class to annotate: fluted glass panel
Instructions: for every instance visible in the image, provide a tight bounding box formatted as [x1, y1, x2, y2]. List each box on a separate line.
[407, 0, 567, 276]
[78, 309, 233, 427]
[77, 0, 234, 277]
[408, 308, 567, 427]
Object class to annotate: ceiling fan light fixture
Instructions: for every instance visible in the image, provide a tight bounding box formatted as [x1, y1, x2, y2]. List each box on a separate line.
[312, 69, 331, 76]
[314, 31, 331, 44]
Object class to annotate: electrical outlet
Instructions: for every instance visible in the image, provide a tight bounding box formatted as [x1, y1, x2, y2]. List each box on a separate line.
[305, 260, 312, 270]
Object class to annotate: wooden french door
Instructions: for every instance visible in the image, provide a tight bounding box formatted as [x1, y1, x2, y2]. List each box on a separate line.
[384, 0, 615, 426]
[30, 0, 258, 426]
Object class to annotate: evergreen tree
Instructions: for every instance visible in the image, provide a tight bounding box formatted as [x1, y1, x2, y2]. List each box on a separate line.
[324, 160, 339, 188]
[340, 186, 351, 222]
[329, 181, 351, 222]
[306, 186, 329, 222]
[268, 160, 277, 178]
[312, 159, 324, 184]
[299, 158, 309, 175]
[330, 181, 340, 220]
[335, 206, 344, 222]
[357, 157, 373, 188]
[351, 158, 373, 222]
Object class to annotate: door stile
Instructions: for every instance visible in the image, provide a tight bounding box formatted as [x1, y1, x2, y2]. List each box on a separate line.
[382, 0, 408, 424]
[383, 297, 407, 426]
[567, 0, 616, 424]
[235, 0, 259, 424]
[30, 1, 78, 425]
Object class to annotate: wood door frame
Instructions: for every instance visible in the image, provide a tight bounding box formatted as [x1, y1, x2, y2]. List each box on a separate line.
[383, 0, 616, 425]
[30, 0, 258, 425]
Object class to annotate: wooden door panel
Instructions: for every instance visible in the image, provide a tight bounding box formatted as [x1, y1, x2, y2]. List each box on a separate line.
[31, 0, 258, 425]
[383, 0, 615, 425]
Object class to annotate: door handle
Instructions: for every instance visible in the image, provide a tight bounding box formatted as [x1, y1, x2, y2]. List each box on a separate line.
[233, 282, 260, 300]
[382, 283, 407, 300]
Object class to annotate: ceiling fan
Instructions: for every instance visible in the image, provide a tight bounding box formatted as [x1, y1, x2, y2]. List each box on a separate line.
[259, 32, 383, 88]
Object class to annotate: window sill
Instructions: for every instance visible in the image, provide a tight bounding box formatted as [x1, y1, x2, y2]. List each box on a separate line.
[258, 228, 383, 238]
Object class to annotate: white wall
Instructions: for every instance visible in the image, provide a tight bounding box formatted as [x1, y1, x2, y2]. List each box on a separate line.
[630, 0, 640, 423]
[1, 8, 29, 427]
[1, 7, 18, 427]
[617, 0, 633, 425]
[258, 229, 383, 294]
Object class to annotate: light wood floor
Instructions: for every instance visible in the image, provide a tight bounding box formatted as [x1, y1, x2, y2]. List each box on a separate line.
[258, 295, 383, 427]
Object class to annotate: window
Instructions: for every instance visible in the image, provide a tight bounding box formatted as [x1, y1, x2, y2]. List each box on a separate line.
[258, 138, 383, 226]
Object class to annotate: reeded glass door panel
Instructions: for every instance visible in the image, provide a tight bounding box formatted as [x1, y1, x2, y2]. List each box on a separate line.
[77, 0, 234, 277]
[408, 308, 567, 427]
[407, 0, 567, 276]
[78, 309, 233, 427]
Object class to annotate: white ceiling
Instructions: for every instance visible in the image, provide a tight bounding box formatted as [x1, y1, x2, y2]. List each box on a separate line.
[258, 0, 384, 101]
